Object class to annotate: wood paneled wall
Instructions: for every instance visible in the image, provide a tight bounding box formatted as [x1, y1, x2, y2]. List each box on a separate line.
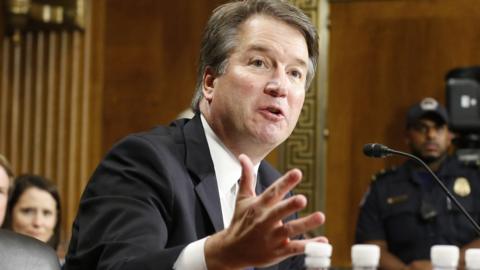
[0, 0, 233, 249]
[0, 0, 103, 248]
[3, 0, 480, 267]
[326, 0, 480, 266]
[101, 0, 228, 152]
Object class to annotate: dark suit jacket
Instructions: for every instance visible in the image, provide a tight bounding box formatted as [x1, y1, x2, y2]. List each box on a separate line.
[64, 114, 304, 270]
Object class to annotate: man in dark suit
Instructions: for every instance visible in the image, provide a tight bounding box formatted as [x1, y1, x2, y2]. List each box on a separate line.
[64, 1, 326, 269]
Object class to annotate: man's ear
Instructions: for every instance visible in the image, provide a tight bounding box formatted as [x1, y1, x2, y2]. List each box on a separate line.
[448, 130, 455, 140]
[447, 130, 455, 146]
[202, 67, 216, 103]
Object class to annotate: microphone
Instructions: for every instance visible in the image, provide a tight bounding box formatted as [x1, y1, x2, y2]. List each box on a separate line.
[363, 143, 480, 235]
[363, 143, 392, 158]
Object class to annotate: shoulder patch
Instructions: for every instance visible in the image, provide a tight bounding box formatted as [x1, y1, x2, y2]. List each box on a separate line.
[371, 166, 397, 182]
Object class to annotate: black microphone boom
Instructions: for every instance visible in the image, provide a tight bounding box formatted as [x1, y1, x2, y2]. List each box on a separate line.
[363, 143, 480, 235]
[363, 143, 392, 158]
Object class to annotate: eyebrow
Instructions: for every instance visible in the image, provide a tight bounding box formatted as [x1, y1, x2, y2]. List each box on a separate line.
[246, 44, 308, 68]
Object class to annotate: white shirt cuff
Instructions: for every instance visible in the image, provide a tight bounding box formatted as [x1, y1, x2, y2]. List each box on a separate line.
[173, 237, 208, 270]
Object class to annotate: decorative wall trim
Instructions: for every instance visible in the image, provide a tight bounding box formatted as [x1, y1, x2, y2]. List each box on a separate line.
[280, 0, 330, 236]
[5, 0, 85, 43]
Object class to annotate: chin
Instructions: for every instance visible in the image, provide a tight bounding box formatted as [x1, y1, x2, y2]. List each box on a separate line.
[254, 127, 287, 143]
[256, 136, 281, 146]
[252, 132, 282, 148]
[421, 154, 442, 164]
[37, 236, 50, 243]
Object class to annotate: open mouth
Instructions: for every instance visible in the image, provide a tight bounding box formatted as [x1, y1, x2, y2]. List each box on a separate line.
[260, 105, 285, 121]
[267, 106, 283, 116]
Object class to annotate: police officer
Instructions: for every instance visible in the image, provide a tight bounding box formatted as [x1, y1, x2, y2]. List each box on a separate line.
[356, 97, 480, 270]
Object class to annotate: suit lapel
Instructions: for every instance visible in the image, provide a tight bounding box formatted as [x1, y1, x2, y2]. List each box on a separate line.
[195, 175, 224, 232]
[256, 161, 281, 194]
[255, 171, 266, 196]
[184, 114, 224, 232]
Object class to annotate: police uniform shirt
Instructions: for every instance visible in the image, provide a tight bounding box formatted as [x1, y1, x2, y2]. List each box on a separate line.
[355, 156, 480, 264]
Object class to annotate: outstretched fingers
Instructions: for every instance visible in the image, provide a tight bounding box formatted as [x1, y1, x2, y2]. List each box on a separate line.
[271, 212, 326, 240]
[275, 236, 330, 258]
[223, 156, 327, 268]
[264, 195, 308, 229]
[237, 154, 257, 199]
[258, 168, 302, 207]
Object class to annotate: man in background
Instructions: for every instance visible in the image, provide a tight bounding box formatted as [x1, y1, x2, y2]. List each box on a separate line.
[356, 97, 480, 270]
[64, 1, 326, 269]
[0, 154, 14, 226]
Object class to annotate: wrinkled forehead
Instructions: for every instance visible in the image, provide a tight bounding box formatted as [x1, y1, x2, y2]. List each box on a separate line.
[236, 15, 308, 59]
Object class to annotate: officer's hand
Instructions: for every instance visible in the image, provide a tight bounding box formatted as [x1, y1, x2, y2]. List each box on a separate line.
[205, 154, 327, 270]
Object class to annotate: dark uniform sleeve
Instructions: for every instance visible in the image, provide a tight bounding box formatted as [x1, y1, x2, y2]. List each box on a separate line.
[355, 179, 386, 243]
[64, 134, 186, 270]
[450, 160, 480, 246]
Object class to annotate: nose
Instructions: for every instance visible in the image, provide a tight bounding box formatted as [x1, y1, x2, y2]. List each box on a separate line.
[264, 68, 288, 97]
[32, 213, 43, 227]
[426, 126, 438, 139]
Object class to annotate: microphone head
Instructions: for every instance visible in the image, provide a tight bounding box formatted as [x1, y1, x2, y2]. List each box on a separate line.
[363, 143, 391, 158]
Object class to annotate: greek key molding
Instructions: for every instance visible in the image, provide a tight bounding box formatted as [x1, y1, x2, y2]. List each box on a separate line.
[280, 0, 326, 236]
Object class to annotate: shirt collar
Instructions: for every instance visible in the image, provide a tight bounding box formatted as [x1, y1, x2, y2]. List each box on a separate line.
[201, 114, 259, 194]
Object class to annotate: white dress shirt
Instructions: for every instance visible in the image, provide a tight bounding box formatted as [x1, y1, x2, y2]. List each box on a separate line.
[173, 115, 259, 269]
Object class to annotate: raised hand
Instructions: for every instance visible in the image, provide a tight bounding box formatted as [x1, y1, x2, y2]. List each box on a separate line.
[205, 154, 327, 270]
